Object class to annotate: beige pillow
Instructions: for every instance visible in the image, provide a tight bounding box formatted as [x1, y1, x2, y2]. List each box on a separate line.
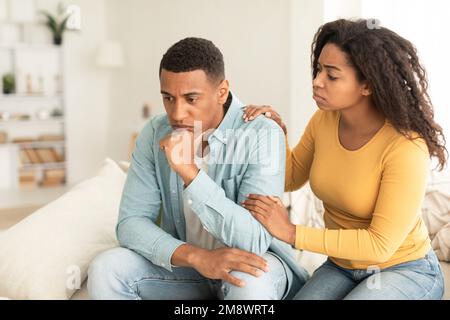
[0, 158, 125, 299]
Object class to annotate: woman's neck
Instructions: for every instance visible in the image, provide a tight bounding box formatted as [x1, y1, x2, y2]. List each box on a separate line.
[339, 100, 385, 135]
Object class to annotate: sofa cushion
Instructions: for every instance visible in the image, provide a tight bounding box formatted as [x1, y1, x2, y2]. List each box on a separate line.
[0, 158, 125, 300]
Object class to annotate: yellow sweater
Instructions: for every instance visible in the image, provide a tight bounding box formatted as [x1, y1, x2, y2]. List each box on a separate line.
[287, 109, 431, 270]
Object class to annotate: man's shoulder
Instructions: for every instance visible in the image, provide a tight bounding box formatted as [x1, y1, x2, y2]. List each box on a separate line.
[233, 109, 284, 135]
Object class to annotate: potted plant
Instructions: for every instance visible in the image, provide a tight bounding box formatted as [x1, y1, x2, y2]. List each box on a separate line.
[2, 73, 15, 94]
[40, 6, 71, 45]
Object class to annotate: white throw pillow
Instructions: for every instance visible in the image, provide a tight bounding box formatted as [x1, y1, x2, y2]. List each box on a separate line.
[0, 158, 125, 299]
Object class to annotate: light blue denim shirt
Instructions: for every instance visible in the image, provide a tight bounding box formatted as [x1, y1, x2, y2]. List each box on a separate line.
[117, 93, 309, 299]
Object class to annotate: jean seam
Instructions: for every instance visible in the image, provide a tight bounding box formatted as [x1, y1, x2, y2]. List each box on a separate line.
[131, 276, 210, 287]
[417, 273, 440, 300]
[266, 252, 290, 299]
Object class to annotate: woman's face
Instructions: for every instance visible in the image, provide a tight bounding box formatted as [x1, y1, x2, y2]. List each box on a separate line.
[312, 43, 371, 111]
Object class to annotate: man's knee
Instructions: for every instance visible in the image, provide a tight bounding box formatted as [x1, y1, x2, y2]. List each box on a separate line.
[221, 253, 287, 300]
[87, 247, 140, 299]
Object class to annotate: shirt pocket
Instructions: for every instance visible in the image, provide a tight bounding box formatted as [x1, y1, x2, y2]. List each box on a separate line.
[221, 173, 245, 202]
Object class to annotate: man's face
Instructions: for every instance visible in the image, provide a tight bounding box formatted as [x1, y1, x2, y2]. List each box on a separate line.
[160, 69, 229, 133]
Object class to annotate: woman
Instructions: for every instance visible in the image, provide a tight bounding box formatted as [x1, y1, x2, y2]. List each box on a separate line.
[242, 19, 447, 300]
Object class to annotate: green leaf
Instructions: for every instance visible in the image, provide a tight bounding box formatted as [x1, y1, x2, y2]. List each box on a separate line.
[40, 10, 58, 33]
[58, 14, 71, 35]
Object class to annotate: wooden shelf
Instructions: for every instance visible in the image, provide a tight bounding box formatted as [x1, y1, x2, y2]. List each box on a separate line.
[20, 162, 66, 170]
[0, 119, 64, 125]
[0, 94, 63, 101]
[0, 43, 62, 50]
[1, 9, 67, 190]
[10, 140, 65, 148]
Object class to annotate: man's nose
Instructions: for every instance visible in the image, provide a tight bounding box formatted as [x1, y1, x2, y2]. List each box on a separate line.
[171, 101, 188, 121]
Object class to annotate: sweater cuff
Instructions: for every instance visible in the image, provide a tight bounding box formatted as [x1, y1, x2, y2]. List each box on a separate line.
[295, 224, 305, 250]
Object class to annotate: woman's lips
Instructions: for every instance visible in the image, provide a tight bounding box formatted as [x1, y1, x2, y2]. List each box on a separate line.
[313, 94, 327, 103]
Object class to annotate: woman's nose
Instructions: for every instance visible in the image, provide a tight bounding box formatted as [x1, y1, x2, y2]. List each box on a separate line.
[312, 74, 324, 88]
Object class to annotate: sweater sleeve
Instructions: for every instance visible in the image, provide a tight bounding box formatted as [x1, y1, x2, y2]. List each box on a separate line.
[294, 137, 430, 264]
[285, 110, 321, 192]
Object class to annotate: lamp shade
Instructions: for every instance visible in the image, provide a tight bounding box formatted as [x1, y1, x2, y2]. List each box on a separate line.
[96, 41, 125, 67]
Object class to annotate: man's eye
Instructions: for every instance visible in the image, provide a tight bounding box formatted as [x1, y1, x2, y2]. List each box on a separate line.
[163, 96, 173, 102]
[187, 97, 197, 103]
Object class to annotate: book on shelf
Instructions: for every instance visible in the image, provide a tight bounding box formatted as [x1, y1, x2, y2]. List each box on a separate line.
[19, 170, 36, 180]
[38, 134, 65, 141]
[20, 181, 37, 189]
[43, 168, 65, 179]
[36, 148, 57, 163]
[20, 147, 65, 164]
[40, 177, 65, 187]
[0, 131, 7, 144]
[24, 148, 42, 163]
[19, 170, 37, 189]
[50, 148, 64, 162]
[19, 149, 31, 164]
[12, 137, 35, 143]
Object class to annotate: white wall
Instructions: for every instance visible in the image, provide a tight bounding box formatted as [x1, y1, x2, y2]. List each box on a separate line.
[288, 0, 325, 145]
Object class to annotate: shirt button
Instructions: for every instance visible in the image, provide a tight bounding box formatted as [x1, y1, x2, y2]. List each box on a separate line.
[188, 199, 193, 205]
[172, 190, 176, 194]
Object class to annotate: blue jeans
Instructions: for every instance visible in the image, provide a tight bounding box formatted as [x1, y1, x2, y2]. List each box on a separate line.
[87, 247, 291, 300]
[294, 249, 445, 300]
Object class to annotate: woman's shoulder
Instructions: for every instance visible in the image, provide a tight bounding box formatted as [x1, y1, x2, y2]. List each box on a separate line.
[382, 125, 430, 163]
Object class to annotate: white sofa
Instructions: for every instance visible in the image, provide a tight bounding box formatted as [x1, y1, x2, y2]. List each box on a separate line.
[0, 159, 449, 300]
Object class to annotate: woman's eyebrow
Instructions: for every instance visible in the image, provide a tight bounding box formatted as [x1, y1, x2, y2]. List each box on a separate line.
[324, 64, 342, 72]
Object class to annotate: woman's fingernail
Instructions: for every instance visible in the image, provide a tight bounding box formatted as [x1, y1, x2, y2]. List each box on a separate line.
[249, 116, 254, 120]
[256, 270, 263, 277]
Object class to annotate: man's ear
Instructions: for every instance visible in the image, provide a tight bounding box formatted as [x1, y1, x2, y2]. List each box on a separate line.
[361, 81, 372, 96]
[217, 79, 230, 104]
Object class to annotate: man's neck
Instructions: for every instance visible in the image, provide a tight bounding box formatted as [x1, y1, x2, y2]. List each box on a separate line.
[200, 93, 232, 155]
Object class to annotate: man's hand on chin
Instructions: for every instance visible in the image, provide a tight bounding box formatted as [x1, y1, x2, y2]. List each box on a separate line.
[159, 129, 200, 187]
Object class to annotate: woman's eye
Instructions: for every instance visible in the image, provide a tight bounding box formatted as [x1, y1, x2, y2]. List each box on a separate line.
[328, 75, 337, 81]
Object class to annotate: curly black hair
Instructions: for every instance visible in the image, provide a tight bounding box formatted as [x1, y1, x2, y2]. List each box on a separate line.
[159, 37, 225, 84]
[311, 19, 448, 171]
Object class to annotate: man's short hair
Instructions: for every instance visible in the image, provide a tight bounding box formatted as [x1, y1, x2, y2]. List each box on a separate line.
[159, 37, 225, 84]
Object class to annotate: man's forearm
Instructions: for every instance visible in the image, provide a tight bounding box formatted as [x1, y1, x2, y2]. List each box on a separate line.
[171, 243, 205, 268]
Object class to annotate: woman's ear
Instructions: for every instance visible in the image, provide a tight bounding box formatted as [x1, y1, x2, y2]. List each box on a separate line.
[361, 81, 372, 96]
[217, 79, 230, 104]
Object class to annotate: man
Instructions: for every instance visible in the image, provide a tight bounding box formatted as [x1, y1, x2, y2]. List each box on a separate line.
[88, 37, 309, 300]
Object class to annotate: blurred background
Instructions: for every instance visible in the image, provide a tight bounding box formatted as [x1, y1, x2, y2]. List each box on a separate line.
[0, 0, 449, 224]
